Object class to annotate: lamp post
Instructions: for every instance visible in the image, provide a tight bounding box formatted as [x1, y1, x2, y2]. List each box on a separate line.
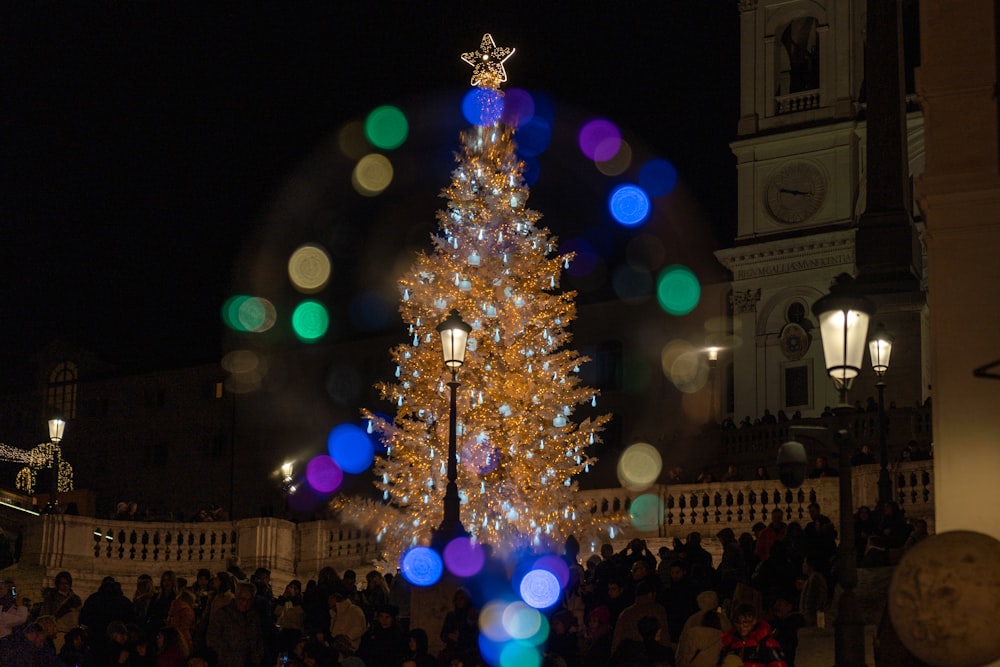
[432, 309, 471, 549]
[812, 274, 876, 405]
[812, 274, 872, 667]
[47, 418, 66, 513]
[707, 346, 719, 426]
[868, 323, 894, 505]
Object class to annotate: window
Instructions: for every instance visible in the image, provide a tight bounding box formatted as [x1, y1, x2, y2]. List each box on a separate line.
[781, 17, 820, 93]
[47, 361, 78, 419]
[784, 364, 812, 409]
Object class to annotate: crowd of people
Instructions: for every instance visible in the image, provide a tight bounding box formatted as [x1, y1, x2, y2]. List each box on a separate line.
[0, 498, 929, 667]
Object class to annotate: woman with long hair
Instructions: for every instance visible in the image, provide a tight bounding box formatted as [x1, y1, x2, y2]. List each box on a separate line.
[155, 625, 189, 667]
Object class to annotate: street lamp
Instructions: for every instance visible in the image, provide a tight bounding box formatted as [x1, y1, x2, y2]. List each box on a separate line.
[812, 273, 872, 667]
[812, 273, 876, 405]
[706, 346, 719, 426]
[432, 309, 471, 549]
[868, 323, 894, 505]
[47, 418, 66, 513]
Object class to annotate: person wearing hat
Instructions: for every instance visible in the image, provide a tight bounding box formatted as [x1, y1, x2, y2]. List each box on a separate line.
[358, 603, 407, 667]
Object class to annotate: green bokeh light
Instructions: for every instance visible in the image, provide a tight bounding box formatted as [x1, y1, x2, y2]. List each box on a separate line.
[656, 265, 701, 315]
[629, 493, 664, 531]
[292, 300, 330, 341]
[365, 105, 409, 150]
[237, 297, 268, 332]
[222, 295, 252, 332]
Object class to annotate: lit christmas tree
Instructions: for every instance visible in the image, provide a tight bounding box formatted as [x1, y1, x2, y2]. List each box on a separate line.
[338, 34, 616, 557]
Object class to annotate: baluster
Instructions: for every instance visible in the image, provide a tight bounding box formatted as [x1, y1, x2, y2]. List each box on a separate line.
[93, 528, 103, 558]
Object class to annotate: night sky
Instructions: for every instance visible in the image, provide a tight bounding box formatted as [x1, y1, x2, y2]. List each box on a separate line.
[2, 3, 739, 385]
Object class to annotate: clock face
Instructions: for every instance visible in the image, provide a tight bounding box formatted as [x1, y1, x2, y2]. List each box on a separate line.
[764, 161, 827, 224]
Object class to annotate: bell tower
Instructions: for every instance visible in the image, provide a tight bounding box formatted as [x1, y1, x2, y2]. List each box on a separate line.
[715, 0, 927, 422]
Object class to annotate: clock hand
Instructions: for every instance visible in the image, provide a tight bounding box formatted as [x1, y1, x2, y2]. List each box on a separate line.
[779, 188, 812, 196]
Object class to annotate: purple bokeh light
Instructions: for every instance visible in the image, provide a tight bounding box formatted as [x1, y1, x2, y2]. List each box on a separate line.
[305, 455, 343, 494]
[531, 554, 570, 589]
[443, 537, 486, 578]
[501, 88, 535, 128]
[578, 119, 621, 161]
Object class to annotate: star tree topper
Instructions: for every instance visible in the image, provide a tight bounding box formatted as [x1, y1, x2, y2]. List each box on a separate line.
[461, 33, 515, 89]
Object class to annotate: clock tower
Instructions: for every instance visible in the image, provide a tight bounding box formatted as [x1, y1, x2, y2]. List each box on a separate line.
[714, 0, 928, 422]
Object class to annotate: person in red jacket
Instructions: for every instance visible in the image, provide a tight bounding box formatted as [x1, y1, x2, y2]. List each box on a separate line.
[718, 603, 788, 667]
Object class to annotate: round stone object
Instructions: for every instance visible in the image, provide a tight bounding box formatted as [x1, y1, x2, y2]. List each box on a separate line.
[889, 530, 1000, 667]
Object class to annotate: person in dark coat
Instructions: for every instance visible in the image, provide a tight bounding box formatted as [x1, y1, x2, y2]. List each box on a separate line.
[206, 583, 264, 667]
[438, 587, 478, 664]
[610, 614, 675, 666]
[404, 627, 440, 667]
[80, 577, 136, 654]
[0, 622, 58, 667]
[358, 604, 407, 667]
[581, 605, 614, 667]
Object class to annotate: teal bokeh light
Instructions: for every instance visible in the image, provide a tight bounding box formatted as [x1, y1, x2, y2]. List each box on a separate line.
[365, 105, 409, 150]
[499, 641, 541, 667]
[656, 265, 701, 316]
[292, 300, 330, 341]
[629, 493, 664, 531]
[222, 295, 252, 332]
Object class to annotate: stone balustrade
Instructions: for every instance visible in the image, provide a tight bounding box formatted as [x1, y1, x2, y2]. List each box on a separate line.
[7, 460, 934, 600]
[718, 407, 932, 472]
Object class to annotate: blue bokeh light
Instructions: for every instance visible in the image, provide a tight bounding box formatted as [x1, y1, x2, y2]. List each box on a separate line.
[463, 88, 504, 126]
[400, 546, 443, 587]
[638, 158, 679, 197]
[350, 290, 393, 332]
[518, 569, 561, 609]
[609, 184, 651, 227]
[327, 423, 375, 474]
[515, 118, 552, 158]
[520, 156, 541, 186]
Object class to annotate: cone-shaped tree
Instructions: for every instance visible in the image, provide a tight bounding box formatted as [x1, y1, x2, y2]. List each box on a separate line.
[338, 34, 616, 558]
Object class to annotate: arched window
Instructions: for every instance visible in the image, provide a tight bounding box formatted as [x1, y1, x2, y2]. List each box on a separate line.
[780, 17, 820, 93]
[47, 361, 78, 420]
